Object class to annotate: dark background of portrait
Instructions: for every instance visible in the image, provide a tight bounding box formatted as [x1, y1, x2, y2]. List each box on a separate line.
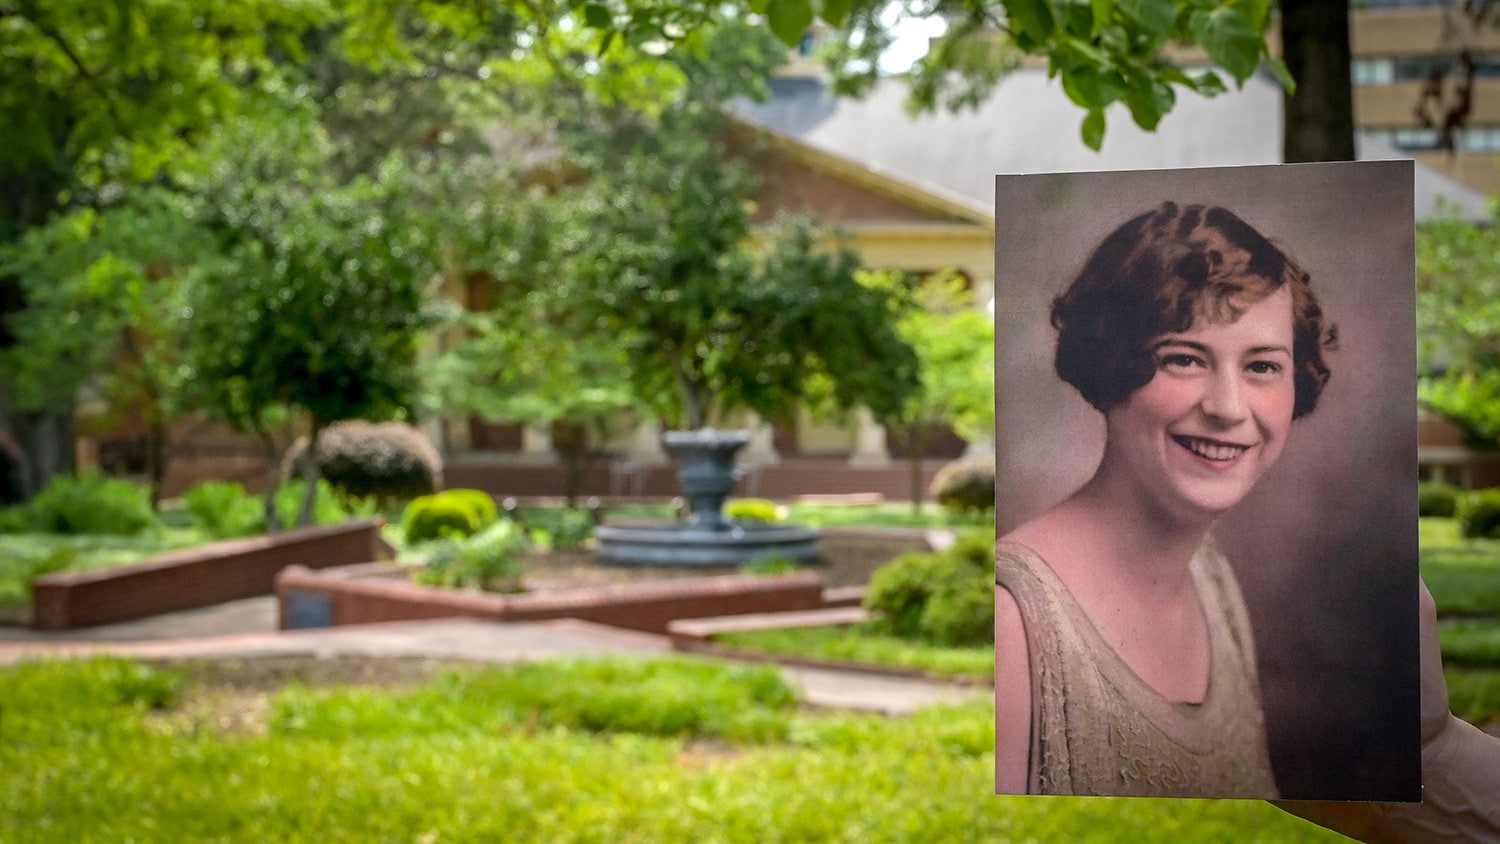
[993, 162, 1420, 802]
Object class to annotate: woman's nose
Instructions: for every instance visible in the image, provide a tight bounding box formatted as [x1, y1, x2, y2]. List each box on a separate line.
[1200, 371, 1248, 423]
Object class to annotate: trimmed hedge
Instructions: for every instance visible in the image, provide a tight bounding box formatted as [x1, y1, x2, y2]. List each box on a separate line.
[1459, 488, 1500, 540]
[1419, 481, 1461, 518]
[284, 421, 442, 504]
[403, 489, 500, 545]
[929, 455, 995, 516]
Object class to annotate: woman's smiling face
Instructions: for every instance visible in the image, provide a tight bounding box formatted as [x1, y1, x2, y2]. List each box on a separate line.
[1102, 285, 1297, 522]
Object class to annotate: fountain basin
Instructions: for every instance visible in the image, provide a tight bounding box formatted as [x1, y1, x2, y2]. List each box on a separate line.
[595, 521, 821, 567]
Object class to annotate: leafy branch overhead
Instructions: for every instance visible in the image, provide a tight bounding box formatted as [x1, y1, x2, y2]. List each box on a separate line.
[578, 0, 1288, 149]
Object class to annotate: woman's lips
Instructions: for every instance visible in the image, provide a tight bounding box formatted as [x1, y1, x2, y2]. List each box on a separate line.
[1172, 435, 1251, 463]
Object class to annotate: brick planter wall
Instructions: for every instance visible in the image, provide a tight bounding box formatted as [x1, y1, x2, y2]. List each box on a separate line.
[275, 565, 830, 636]
[31, 520, 387, 631]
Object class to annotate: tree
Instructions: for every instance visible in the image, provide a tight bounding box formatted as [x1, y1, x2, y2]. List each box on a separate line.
[0, 188, 211, 506]
[0, 0, 337, 497]
[179, 115, 442, 527]
[871, 270, 995, 513]
[1416, 205, 1500, 446]
[0, 0, 684, 499]
[547, 103, 920, 432]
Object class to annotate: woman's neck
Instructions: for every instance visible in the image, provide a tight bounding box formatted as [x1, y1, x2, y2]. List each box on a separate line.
[1059, 469, 1211, 598]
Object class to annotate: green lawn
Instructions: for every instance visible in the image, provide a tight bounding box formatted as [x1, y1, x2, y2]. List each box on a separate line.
[0, 528, 204, 612]
[716, 622, 995, 682]
[0, 656, 1345, 843]
[1420, 517, 1500, 616]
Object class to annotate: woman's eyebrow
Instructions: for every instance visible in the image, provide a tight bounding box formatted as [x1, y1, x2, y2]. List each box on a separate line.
[1151, 338, 1209, 353]
[1245, 344, 1292, 356]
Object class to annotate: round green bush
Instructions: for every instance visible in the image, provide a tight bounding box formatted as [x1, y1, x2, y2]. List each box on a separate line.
[929, 455, 995, 516]
[1418, 481, 1461, 518]
[183, 480, 264, 538]
[864, 528, 996, 646]
[437, 489, 499, 528]
[724, 498, 783, 523]
[1459, 488, 1500, 539]
[24, 472, 158, 535]
[402, 490, 499, 544]
[284, 421, 442, 504]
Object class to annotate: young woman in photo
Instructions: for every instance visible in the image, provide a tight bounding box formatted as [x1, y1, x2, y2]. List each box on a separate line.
[994, 201, 1337, 798]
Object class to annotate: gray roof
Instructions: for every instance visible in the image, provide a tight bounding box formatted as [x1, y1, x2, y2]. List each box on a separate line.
[736, 70, 1492, 223]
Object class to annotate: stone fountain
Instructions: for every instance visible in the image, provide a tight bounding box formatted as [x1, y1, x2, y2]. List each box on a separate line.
[594, 429, 821, 566]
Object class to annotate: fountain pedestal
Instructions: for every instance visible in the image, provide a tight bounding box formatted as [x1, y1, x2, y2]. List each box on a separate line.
[594, 428, 821, 567]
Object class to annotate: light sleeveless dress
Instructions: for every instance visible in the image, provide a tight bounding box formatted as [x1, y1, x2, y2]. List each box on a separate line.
[996, 539, 1279, 798]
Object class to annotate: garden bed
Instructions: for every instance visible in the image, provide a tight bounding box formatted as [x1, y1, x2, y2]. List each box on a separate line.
[276, 563, 833, 635]
[30, 520, 388, 631]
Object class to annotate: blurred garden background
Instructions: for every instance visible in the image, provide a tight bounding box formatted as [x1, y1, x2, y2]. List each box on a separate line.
[2, 0, 1500, 840]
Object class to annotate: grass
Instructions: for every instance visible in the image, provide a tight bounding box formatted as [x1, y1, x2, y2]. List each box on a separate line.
[715, 622, 995, 682]
[1419, 517, 1500, 616]
[0, 656, 1346, 843]
[0, 528, 204, 611]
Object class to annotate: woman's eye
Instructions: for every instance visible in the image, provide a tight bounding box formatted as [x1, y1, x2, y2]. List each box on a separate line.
[1160, 353, 1202, 370]
[1245, 360, 1283, 376]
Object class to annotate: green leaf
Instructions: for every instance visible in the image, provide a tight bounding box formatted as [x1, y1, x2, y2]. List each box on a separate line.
[819, 0, 854, 27]
[1001, 0, 1057, 41]
[1123, 77, 1174, 131]
[1192, 69, 1228, 97]
[1090, 0, 1116, 29]
[582, 3, 613, 29]
[767, 0, 815, 45]
[747, 0, 773, 13]
[1233, 0, 1272, 28]
[1060, 64, 1126, 109]
[1081, 108, 1106, 150]
[1116, 0, 1176, 36]
[1264, 56, 1296, 93]
[1189, 7, 1262, 84]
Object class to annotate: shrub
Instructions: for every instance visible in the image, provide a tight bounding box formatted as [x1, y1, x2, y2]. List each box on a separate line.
[283, 421, 442, 505]
[863, 528, 995, 646]
[402, 490, 497, 545]
[725, 498, 784, 523]
[437, 489, 499, 527]
[929, 455, 995, 516]
[1419, 481, 1461, 518]
[273, 479, 352, 530]
[529, 506, 594, 551]
[24, 472, 158, 535]
[183, 481, 264, 539]
[1459, 488, 1500, 539]
[415, 519, 528, 592]
[741, 556, 799, 575]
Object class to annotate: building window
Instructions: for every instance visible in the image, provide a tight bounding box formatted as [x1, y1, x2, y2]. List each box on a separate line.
[1460, 126, 1500, 152]
[1354, 52, 1500, 85]
[1353, 58, 1394, 85]
[1367, 126, 1443, 151]
[1357, 0, 1447, 8]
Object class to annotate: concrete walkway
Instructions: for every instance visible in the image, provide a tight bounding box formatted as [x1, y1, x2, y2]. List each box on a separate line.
[0, 599, 990, 716]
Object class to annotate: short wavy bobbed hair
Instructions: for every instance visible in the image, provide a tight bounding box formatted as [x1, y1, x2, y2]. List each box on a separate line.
[1051, 201, 1338, 419]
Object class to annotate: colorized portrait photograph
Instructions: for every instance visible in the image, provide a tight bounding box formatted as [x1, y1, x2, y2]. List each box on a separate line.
[993, 162, 1420, 801]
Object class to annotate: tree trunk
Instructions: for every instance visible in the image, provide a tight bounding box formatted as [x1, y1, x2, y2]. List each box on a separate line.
[6, 408, 76, 499]
[257, 428, 282, 534]
[1281, 0, 1356, 163]
[297, 420, 324, 527]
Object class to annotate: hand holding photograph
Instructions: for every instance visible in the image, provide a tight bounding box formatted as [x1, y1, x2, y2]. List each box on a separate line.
[993, 163, 1419, 802]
